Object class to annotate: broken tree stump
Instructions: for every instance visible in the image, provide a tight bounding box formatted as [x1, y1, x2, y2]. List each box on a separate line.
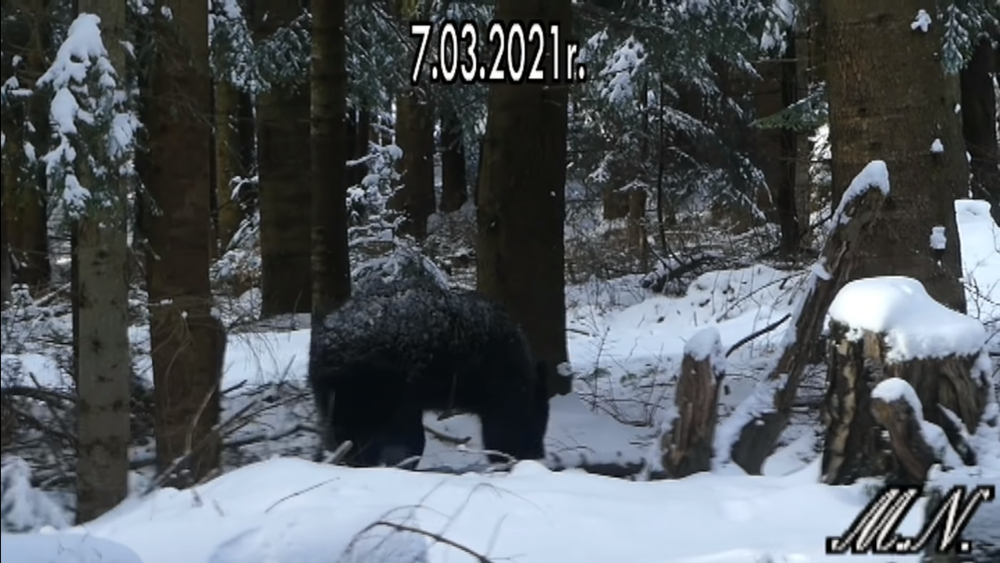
[660, 327, 725, 478]
[722, 160, 890, 474]
[821, 276, 990, 486]
[869, 378, 940, 484]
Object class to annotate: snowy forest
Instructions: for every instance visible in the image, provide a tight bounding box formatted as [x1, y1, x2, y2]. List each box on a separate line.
[1, 0, 999, 561]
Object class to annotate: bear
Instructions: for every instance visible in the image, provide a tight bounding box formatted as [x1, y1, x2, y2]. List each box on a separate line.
[308, 283, 550, 468]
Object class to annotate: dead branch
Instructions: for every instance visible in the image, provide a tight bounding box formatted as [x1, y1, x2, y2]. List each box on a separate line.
[727, 177, 888, 474]
[725, 313, 791, 358]
[359, 521, 496, 563]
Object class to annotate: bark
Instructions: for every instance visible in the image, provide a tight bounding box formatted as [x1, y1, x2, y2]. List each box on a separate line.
[870, 393, 937, 484]
[310, 0, 351, 321]
[390, 91, 436, 239]
[344, 107, 370, 188]
[72, 0, 131, 523]
[660, 329, 723, 478]
[753, 29, 801, 255]
[476, 0, 572, 396]
[253, 0, 312, 315]
[236, 90, 256, 176]
[1, 18, 14, 306]
[821, 322, 988, 486]
[824, 0, 967, 313]
[352, 107, 370, 186]
[439, 105, 468, 213]
[728, 177, 887, 474]
[143, 0, 223, 487]
[626, 187, 648, 270]
[2, 2, 51, 288]
[214, 79, 243, 251]
[960, 39, 999, 225]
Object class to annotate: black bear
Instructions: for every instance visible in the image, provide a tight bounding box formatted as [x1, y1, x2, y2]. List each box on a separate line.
[308, 284, 550, 468]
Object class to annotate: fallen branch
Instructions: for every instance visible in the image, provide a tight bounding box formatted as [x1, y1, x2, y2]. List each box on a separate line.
[359, 521, 496, 563]
[424, 424, 472, 445]
[725, 313, 791, 358]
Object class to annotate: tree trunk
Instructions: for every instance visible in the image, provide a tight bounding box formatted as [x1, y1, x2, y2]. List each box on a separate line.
[214, 79, 243, 252]
[2, 2, 51, 289]
[1, 17, 14, 306]
[310, 0, 351, 322]
[72, 0, 132, 523]
[390, 91, 436, 239]
[143, 0, 224, 487]
[824, 0, 968, 313]
[753, 33, 801, 255]
[253, 0, 312, 315]
[352, 106, 370, 186]
[237, 90, 256, 176]
[439, 105, 468, 213]
[960, 39, 999, 225]
[476, 0, 572, 396]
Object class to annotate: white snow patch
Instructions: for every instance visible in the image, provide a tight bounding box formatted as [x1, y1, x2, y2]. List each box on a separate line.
[911, 9, 932, 32]
[832, 160, 890, 226]
[1, 533, 142, 563]
[930, 138, 944, 153]
[828, 276, 986, 362]
[929, 225, 947, 250]
[872, 377, 923, 412]
[684, 325, 724, 365]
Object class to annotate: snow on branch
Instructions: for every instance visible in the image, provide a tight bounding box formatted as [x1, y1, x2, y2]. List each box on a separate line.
[36, 13, 138, 221]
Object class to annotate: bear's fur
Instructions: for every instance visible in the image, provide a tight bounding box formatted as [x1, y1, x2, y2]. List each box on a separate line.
[309, 284, 549, 467]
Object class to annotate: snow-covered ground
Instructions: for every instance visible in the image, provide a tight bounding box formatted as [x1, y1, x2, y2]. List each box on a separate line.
[2, 199, 998, 562]
[2, 458, 927, 563]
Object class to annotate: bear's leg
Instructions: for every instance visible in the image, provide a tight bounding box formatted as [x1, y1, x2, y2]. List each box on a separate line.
[479, 404, 546, 465]
[375, 401, 426, 469]
[328, 381, 427, 468]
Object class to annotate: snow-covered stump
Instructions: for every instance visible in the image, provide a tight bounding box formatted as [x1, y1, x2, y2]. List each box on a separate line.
[660, 328, 725, 478]
[821, 277, 990, 485]
[869, 380, 939, 484]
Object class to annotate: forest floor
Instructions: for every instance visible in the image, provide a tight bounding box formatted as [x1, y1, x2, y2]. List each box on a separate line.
[1, 199, 998, 562]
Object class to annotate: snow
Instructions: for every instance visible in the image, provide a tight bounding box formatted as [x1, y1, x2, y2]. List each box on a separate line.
[911, 9, 933, 32]
[930, 138, 944, 153]
[684, 326, 724, 366]
[929, 225, 947, 250]
[62, 458, 923, 563]
[828, 276, 987, 362]
[1, 533, 142, 563]
[831, 160, 889, 225]
[957, 200, 1000, 349]
[3, 194, 998, 559]
[872, 377, 923, 412]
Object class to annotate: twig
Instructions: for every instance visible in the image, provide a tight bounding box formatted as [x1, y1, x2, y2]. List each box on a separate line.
[725, 313, 792, 358]
[424, 424, 471, 445]
[360, 521, 496, 563]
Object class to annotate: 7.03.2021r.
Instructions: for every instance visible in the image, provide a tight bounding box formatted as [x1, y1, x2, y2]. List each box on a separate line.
[408, 20, 587, 86]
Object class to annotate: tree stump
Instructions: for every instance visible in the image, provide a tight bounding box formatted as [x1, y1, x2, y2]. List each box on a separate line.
[821, 276, 990, 486]
[660, 327, 725, 478]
